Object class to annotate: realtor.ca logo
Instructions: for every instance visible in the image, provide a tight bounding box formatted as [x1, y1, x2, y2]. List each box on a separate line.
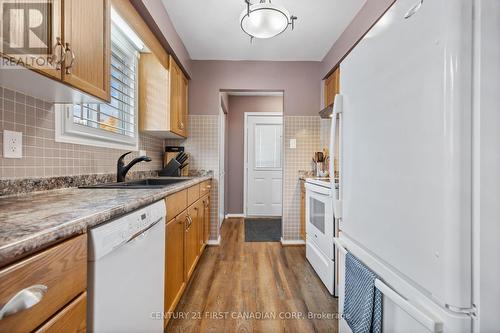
[1, 0, 54, 68]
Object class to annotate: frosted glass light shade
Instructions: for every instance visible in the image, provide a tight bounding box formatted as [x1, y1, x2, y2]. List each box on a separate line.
[240, 3, 291, 39]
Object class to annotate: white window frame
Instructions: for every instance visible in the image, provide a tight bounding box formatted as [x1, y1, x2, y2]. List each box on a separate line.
[55, 21, 140, 151]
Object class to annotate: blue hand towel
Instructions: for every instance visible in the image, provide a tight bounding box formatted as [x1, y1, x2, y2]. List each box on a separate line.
[343, 252, 383, 333]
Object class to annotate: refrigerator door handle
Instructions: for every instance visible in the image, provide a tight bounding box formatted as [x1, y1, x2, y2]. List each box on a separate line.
[334, 237, 444, 333]
[375, 280, 444, 333]
[331, 94, 343, 219]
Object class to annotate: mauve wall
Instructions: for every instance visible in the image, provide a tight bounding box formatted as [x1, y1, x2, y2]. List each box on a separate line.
[320, 0, 395, 77]
[189, 60, 321, 116]
[226, 96, 283, 214]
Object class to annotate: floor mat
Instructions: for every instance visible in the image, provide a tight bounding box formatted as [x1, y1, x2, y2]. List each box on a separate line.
[244, 218, 282, 242]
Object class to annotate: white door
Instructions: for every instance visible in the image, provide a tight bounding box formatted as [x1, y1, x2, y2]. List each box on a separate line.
[219, 107, 226, 227]
[245, 114, 283, 216]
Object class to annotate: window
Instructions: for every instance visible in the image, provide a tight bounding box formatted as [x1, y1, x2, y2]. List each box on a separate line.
[56, 14, 143, 150]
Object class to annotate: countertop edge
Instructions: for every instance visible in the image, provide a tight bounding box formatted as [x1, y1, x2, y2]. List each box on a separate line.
[0, 176, 212, 268]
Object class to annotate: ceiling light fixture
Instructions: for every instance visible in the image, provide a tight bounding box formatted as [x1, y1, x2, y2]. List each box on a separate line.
[240, 0, 297, 42]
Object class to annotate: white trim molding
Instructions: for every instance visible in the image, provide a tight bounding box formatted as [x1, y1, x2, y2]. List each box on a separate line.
[225, 213, 245, 218]
[207, 235, 222, 246]
[280, 237, 306, 246]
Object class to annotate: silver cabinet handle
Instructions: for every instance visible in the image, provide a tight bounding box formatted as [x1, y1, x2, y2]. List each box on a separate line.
[64, 42, 76, 74]
[0, 284, 48, 320]
[49, 37, 66, 70]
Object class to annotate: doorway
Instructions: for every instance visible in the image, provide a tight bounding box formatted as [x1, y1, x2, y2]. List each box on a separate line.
[244, 113, 283, 217]
[219, 106, 226, 228]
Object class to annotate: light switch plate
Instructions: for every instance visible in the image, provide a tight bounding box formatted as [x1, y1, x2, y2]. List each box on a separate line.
[289, 139, 297, 149]
[3, 130, 22, 158]
[139, 150, 147, 157]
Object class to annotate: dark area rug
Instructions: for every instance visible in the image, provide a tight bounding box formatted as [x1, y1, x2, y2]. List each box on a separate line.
[244, 218, 282, 242]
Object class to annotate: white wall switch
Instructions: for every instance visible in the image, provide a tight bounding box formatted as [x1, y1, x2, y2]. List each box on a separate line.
[3, 130, 23, 159]
[289, 139, 297, 149]
[139, 150, 147, 157]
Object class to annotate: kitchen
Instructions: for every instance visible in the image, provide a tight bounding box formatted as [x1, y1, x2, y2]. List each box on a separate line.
[0, 0, 499, 332]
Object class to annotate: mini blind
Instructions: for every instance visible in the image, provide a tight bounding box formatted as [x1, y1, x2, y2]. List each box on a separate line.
[72, 23, 139, 138]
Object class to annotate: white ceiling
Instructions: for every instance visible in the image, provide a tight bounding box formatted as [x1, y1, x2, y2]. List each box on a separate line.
[161, 0, 365, 61]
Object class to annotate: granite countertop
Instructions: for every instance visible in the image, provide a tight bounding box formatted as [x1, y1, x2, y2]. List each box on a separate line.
[0, 176, 211, 267]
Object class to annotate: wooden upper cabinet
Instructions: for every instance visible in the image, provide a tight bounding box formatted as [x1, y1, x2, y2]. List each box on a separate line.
[138, 54, 188, 138]
[324, 67, 340, 108]
[169, 56, 188, 138]
[63, 0, 110, 101]
[139, 53, 169, 132]
[0, 0, 62, 80]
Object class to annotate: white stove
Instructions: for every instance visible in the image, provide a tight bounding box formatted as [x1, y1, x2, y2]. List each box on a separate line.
[305, 177, 339, 296]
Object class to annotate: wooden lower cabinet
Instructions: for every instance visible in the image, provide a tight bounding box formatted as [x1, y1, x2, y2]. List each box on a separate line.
[197, 198, 205, 254]
[165, 213, 187, 317]
[203, 195, 211, 246]
[35, 292, 86, 333]
[164, 184, 211, 328]
[300, 179, 306, 240]
[184, 203, 199, 280]
[0, 235, 87, 333]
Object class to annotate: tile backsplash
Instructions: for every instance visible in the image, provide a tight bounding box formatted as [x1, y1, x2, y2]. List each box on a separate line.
[0, 86, 164, 180]
[166, 115, 220, 241]
[283, 116, 321, 240]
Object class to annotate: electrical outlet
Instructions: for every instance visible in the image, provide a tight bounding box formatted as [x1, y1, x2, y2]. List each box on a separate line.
[139, 150, 147, 157]
[289, 139, 297, 149]
[3, 130, 22, 159]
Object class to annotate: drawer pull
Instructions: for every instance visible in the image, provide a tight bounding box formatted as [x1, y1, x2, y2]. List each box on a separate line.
[0, 284, 48, 320]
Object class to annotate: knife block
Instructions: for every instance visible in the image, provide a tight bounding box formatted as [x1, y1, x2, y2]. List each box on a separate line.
[163, 152, 189, 176]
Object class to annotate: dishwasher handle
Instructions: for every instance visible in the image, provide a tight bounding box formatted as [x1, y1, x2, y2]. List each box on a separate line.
[126, 218, 163, 244]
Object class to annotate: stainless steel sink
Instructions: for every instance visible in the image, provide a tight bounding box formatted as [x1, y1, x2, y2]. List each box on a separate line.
[80, 178, 190, 189]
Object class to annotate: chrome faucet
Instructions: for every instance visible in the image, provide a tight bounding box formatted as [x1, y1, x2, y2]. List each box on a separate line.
[117, 151, 151, 182]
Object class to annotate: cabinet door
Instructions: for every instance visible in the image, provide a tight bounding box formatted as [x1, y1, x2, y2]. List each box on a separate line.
[169, 57, 187, 137]
[139, 53, 168, 131]
[178, 72, 188, 137]
[300, 180, 306, 240]
[184, 205, 199, 280]
[35, 292, 86, 333]
[169, 58, 180, 135]
[197, 199, 205, 254]
[63, 0, 110, 101]
[204, 195, 211, 244]
[324, 67, 340, 107]
[165, 214, 185, 314]
[0, 0, 63, 80]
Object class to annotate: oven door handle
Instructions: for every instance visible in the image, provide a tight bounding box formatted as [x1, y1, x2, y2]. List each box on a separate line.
[305, 183, 332, 196]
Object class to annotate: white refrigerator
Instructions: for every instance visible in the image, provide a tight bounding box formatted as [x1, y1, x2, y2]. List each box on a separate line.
[331, 0, 500, 332]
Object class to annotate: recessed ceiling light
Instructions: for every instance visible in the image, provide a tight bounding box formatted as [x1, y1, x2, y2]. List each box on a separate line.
[240, 0, 297, 41]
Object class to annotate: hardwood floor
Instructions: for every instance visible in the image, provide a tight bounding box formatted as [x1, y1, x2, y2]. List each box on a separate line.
[166, 218, 338, 333]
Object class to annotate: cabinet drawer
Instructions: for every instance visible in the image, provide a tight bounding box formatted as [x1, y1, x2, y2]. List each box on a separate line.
[35, 292, 86, 333]
[199, 180, 212, 197]
[0, 234, 87, 333]
[187, 184, 200, 206]
[166, 189, 188, 221]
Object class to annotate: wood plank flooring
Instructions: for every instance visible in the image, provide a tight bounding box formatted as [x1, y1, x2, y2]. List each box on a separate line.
[166, 218, 338, 333]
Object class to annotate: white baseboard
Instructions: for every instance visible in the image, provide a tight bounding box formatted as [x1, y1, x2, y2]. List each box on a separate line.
[225, 213, 245, 218]
[207, 235, 222, 246]
[280, 238, 306, 246]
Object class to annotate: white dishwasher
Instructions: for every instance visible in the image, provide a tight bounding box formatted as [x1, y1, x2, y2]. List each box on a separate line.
[87, 200, 166, 333]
